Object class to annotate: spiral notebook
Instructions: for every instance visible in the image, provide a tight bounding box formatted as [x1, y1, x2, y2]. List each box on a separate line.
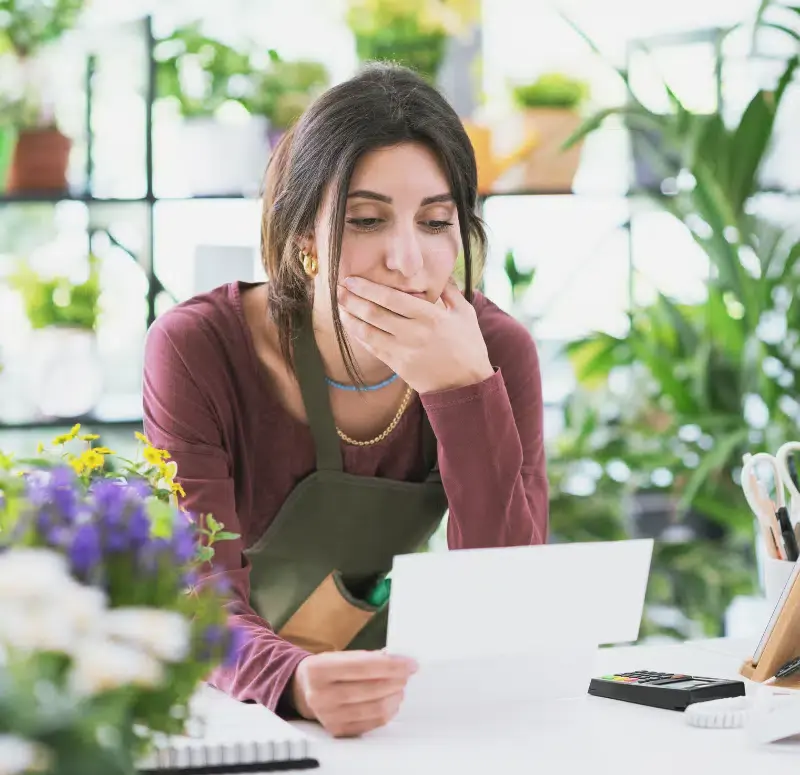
[137, 685, 319, 774]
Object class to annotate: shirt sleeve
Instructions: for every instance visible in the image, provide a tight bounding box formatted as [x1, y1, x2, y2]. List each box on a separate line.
[142, 313, 311, 713]
[419, 309, 548, 549]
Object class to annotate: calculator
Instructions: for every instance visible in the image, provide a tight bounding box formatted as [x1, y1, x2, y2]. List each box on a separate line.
[588, 670, 746, 711]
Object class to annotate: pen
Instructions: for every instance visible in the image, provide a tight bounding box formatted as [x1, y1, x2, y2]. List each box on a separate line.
[776, 506, 800, 561]
[774, 655, 800, 680]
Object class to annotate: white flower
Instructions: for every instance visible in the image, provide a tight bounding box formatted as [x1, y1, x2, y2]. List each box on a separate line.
[0, 549, 70, 601]
[0, 735, 49, 775]
[68, 639, 165, 697]
[101, 608, 190, 663]
[0, 604, 78, 654]
[0, 584, 104, 656]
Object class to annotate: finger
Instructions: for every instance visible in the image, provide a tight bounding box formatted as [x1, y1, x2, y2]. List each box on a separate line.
[342, 277, 431, 318]
[339, 307, 394, 355]
[311, 650, 417, 683]
[327, 693, 404, 737]
[338, 284, 406, 335]
[440, 277, 466, 310]
[331, 676, 410, 707]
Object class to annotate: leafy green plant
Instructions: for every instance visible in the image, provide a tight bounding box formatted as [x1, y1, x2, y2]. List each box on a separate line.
[503, 249, 535, 304]
[154, 23, 252, 119]
[154, 27, 328, 128]
[512, 72, 589, 110]
[242, 51, 329, 129]
[546, 5, 800, 638]
[345, 0, 480, 82]
[0, 0, 86, 57]
[9, 254, 101, 330]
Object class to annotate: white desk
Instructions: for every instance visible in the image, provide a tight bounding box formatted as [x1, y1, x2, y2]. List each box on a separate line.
[285, 637, 799, 774]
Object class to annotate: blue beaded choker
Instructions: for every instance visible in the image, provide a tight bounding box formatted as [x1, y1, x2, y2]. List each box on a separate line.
[325, 372, 399, 392]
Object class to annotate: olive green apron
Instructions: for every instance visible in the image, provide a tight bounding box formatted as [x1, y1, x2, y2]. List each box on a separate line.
[244, 317, 448, 653]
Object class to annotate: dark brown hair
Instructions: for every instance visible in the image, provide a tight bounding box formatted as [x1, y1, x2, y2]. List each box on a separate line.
[261, 62, 486, 384]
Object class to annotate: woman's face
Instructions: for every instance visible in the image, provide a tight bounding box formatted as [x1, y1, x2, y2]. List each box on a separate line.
[312, 141, 461, 313]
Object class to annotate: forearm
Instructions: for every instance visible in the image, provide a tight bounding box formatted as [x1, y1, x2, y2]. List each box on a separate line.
[420, 369, 548, 549]
[207, 605, 311, 715]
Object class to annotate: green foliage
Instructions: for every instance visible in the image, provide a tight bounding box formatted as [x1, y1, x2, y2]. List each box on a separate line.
[550, 4, 800, 638]
[512, 72, 589, 110]
[154, 25, 329, 124]
[242, 52, 330, 129]
[503, 249, 535, 303]
[351, 16, 447, 82]
[9, 254, 101, 330]
[0, 0, 86, 57]
[0, 657, 136, 775]
[154, 23, 253, 119]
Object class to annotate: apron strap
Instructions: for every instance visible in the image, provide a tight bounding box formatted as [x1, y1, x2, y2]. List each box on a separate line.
[422, 413, 441, 482]
[294, 315, 344, 473]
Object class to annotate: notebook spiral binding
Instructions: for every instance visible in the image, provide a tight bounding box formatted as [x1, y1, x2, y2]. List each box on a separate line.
[137, 735, 318, 774]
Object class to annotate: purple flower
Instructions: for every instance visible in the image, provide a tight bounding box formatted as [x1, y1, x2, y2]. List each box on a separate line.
[138, 537, 170, 574]
[171, 520, 198, 565]
[89, 480, 142, 553]
[25, 467, 80, 537]
[127, 503, 150, 548]
[182, 569, 200, 589]
[69, 522, 102, 576]
[225, 626, 247, 667]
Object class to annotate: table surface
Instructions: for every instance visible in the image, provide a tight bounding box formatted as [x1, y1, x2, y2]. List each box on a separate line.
[281, 636, 800, 775]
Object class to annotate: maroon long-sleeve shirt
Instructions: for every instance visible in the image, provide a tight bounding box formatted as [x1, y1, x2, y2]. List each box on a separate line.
[142, 281, 548, 712]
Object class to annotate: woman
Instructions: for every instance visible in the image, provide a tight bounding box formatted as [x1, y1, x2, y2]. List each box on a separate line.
[142, 63, 548, 738]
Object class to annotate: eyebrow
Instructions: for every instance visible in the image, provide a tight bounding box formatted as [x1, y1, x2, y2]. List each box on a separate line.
[347, 190, 454, 206]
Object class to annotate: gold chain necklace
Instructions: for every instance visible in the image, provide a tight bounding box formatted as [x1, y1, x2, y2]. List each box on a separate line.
[335, 385, 415, 446]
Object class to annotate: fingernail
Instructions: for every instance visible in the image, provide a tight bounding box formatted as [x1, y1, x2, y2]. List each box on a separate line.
[343, 277, 354, 288]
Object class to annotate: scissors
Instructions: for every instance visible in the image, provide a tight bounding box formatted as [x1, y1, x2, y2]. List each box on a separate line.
[742, 443, 800, 562]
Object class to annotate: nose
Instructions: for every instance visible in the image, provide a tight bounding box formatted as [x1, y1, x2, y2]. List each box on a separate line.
[384, 222, 424, 278]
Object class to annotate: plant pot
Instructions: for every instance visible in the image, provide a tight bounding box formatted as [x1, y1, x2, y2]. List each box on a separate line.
[7, 128, 71, 193]
[28, 326, 103, 420]
[519, 108, 584, 191]
[155, 117, 270, 197]
[0, 126, 17, 191]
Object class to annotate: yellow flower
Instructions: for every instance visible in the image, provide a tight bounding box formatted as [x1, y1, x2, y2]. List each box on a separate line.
[52, 424, 81, 446]
[171, 481, 186, 498]
[80, 434, 99, 441]
[80, 449, 105, 470]
[36, 442, 45, 454]
[135, 431, 151, 445]
[159, 460, 178, 482]
[143, 446, 169, 466]
[92, 447, 115, 455]
[68, 456, 85, 475]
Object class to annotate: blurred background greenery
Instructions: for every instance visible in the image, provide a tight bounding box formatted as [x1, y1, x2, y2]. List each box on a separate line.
[1, 0, 799, 644]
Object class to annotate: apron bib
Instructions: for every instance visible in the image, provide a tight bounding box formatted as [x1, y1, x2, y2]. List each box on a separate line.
[244, 316, 448, 653]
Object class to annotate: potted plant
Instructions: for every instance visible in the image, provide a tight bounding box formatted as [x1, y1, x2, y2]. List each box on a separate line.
[242, 50, 329, 148]
[153, 22, 265, 196]
[9, 253, 103, 419]
[345, 0, 479, 83]
[552, 7, 800, 634]
[511, 72, 589, 191]
[0, 0, 87, 193]
[153, 28, 328, 195]
[0, 427, 241, 772]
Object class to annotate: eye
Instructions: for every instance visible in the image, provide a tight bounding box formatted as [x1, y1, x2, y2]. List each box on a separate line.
[346, 217, 383, 231]
[423, 220, 454, 234]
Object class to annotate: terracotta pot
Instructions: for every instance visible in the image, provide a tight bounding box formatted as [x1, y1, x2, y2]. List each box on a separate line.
[7, 128, 72, 193]
[520, 108, 584, 191]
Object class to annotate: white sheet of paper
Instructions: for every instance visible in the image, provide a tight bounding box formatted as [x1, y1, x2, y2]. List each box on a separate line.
[385, 539, 653, 724]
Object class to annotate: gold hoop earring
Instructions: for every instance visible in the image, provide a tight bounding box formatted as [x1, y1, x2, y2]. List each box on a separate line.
[301, 250, 318, 278]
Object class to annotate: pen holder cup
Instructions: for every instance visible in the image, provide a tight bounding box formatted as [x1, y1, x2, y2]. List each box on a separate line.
[764, 557, 796, 604]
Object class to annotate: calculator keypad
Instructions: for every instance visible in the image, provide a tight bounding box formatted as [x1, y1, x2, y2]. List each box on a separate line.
[601, 671, 691, 685]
